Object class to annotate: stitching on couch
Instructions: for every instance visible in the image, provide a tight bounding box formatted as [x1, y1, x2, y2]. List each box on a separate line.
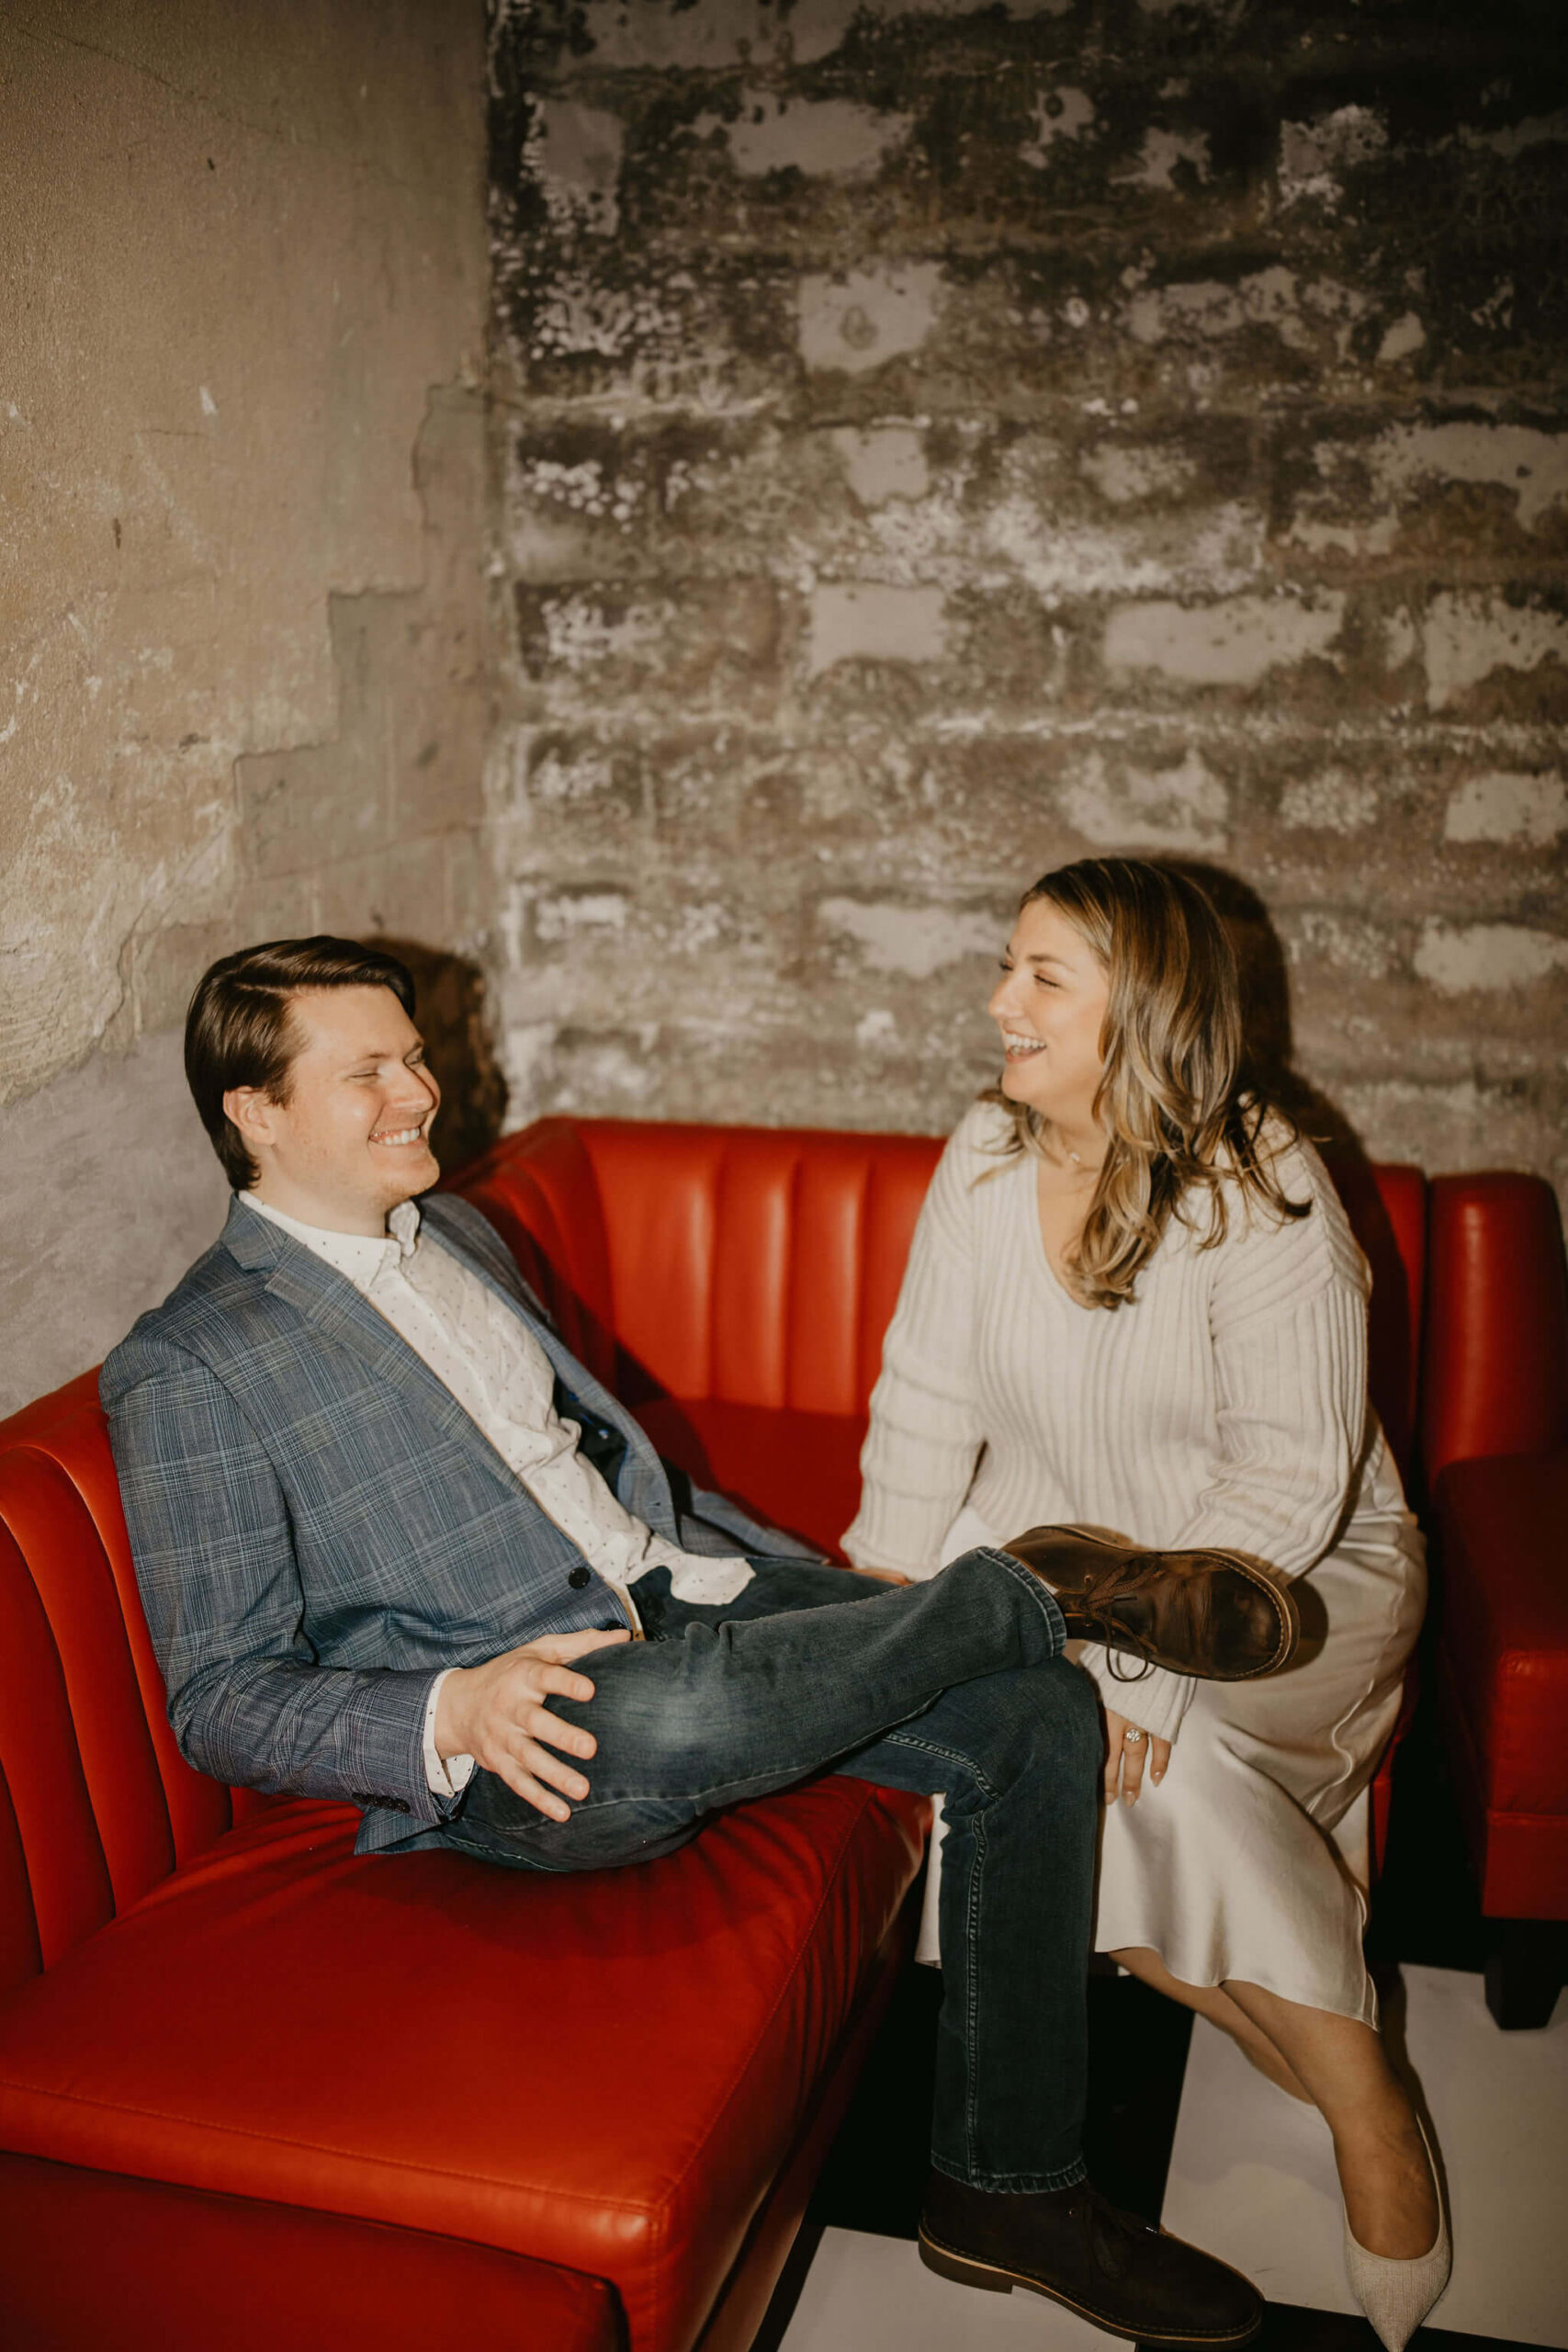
[0, 2072, 665, 2213]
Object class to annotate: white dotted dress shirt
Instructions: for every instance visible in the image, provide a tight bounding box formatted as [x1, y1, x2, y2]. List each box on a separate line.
[240, 1192, 753, 1797]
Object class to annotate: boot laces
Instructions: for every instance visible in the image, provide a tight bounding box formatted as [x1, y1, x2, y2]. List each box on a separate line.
[1071, 1551, 1213, 1684]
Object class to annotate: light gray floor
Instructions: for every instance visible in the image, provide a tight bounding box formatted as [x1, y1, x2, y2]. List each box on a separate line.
[781, 1963, 1568, 2350]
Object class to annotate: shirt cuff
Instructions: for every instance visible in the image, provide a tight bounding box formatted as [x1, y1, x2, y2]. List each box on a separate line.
[423, 1668, 475, 1798]
[1068, 1644, 1198, 1747]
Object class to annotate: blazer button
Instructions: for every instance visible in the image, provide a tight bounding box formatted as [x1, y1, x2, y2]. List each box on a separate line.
[568, 1565, 592, 1589]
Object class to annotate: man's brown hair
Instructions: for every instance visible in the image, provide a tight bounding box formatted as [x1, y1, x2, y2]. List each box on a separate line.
[186, 936, 417, 1191]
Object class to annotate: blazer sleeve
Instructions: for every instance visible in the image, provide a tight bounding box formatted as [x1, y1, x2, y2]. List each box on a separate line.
[107, 1342, 455, 1825]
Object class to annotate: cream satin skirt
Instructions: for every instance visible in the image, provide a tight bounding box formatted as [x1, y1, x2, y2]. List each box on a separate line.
[916, 1506, 1426, 2026]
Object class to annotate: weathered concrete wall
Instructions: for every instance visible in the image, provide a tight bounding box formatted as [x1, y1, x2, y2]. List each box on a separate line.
[0, 0, 487, 1414]
[486, 0, 1568, 1216]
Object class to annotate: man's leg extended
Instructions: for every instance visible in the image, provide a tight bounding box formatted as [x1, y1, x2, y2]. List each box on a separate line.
[447, 1551, 1098, 2189]
[445, 1546, 1070, 1876]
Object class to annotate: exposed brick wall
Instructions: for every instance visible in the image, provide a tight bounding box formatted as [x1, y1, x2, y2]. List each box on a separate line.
[486, 0, 1566, 1213]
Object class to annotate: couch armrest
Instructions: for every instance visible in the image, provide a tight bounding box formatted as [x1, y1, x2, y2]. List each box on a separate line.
[1434, 1452, 1568, 1820]
[1424, 1176, 1568, 1481]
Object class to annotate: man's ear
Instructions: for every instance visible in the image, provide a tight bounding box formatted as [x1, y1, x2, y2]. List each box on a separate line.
[223, 1085, 281, 1159]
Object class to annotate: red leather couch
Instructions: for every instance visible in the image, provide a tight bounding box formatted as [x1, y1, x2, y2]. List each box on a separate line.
[0, 1118, 1562, 2348]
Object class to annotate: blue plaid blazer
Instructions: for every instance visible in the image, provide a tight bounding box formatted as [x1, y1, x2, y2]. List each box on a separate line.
[101, 1193, 796, 1855]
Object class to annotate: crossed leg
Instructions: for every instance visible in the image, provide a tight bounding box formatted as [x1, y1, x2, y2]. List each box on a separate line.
[443, 1548, 1101, 2189]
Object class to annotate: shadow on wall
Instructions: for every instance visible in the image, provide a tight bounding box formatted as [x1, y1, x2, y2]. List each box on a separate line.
[1163, 862, 1417, 1489]
[1161, 861, 1359, 1151]
[378, 939, 508, 1174]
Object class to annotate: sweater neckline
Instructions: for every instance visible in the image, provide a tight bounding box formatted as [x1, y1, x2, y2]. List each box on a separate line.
[1017, 1152, 1098, 1316]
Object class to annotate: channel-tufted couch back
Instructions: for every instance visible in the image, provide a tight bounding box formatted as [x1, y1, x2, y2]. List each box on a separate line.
[0, 1374, 273, 1999]
[449, 1116, 944, 1414]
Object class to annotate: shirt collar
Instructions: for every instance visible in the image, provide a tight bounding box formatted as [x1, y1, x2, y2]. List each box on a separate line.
[240, 1192, 422, 1293]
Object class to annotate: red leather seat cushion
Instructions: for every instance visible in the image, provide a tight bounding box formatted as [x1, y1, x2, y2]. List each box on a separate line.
[0, 1781, 923, 2352]
[1436, 1453, 1568, 1821]
[636, 1398, 867, 1565]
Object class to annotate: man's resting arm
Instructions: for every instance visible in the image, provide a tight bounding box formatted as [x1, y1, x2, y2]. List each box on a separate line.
[107, 1347, 451, 1823]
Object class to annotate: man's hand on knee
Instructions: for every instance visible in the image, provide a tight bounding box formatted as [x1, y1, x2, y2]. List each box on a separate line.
[435, 1629, 630, 1821]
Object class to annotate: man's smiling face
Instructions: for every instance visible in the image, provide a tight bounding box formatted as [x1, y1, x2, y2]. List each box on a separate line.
[224, 986, 441, 1235]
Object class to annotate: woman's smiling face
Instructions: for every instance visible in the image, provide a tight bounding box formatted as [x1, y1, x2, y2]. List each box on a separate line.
[987, 897, 1111, 1131]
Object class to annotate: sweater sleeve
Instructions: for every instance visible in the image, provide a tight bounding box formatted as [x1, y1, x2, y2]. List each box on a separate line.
[1074, 1646, 1201, 1747]
[1169, 1137, 1371, 1577]
[1076, 1136, 1371, 1748]
[841, 1111, 991, 1577]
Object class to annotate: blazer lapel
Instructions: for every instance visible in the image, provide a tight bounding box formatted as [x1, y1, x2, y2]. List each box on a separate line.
[221, 1199, 525, 1493]
[220, 1194, 669, 1512]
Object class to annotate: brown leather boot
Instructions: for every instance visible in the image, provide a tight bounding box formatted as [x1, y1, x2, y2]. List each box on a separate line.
[1000, 1524, 1298, 1681]
[919, 2167, 1263, 2348]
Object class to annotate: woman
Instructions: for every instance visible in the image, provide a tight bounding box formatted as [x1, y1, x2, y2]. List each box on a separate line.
[842, 857, 1448, 2352]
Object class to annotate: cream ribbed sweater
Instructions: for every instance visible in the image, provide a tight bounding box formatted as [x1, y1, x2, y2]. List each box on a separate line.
[842, 1102, 1407, 1746]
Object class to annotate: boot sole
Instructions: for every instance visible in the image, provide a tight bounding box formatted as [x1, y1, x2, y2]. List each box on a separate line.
[1042, 1524, 1301, 1679]
[918, 2225, 1262, 2348]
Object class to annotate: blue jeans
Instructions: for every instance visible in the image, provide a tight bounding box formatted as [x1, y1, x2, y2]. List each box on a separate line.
[444, 1546, 1100, 2190]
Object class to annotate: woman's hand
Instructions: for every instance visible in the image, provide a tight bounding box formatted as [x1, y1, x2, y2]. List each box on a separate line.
[1103, 1708, 1170, 1806]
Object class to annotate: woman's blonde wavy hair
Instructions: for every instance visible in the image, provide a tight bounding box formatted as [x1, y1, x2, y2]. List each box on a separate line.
[982, 857, 1308, 1310]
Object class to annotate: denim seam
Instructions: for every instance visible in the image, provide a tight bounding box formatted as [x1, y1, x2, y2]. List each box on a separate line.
[877, 1729, 998, 1802]
[539, 1758, 825, 1819]
[964, 1804, 987, 2172]
[879, 1726, 996, 2178]
[928, 2154, 1090, 2195]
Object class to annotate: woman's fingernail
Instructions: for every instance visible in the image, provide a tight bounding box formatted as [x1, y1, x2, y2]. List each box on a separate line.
[1123, 1790, 1136, 1805]
[1151, 1770, 1164, 1784]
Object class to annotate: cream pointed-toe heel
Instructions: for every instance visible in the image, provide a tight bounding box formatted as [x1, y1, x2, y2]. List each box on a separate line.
[1341, 2114, 1451, 2352]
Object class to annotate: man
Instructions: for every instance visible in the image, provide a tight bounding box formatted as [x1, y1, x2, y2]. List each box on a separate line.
[105, 935, 1299, 2349]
